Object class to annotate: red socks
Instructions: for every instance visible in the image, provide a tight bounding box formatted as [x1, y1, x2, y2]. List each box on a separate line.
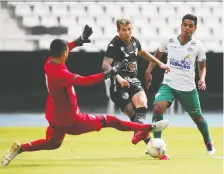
[20, 139, 61, 153]
[105, 115, 150, 132]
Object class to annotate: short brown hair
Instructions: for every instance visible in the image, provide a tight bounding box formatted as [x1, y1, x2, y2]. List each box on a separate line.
[116, 18, 132, 30]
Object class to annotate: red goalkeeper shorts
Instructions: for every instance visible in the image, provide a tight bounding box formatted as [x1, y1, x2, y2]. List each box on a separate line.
[46, 113, 106, 143]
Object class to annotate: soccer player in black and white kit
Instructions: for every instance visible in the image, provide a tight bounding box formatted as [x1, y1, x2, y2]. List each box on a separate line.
[102, 17, 170, 145]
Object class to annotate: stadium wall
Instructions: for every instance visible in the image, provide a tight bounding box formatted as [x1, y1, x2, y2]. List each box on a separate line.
[0, 51, 222, 113]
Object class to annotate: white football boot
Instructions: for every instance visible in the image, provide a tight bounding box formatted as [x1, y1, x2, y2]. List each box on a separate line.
[2, 141, 21, 166]
[150, 120, 169, 132]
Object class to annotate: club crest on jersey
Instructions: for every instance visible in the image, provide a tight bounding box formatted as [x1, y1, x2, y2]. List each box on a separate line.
[121, 92, 129, 99]
[126, 62, 137, 72]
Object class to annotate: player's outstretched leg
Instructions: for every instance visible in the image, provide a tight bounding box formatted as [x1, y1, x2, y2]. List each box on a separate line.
[105, 115, 169, 144]
[1, 139, 62, 166]
[132, 120, 169, 145]
[2, 126, 64, 166]
[2, 141, 21, 166]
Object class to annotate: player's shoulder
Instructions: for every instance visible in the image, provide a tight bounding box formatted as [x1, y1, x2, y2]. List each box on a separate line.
[191, 37, 204, 47]
[44, 56, 52, 68]
[107, 36, 120, 47]
[44, 56, 66, 74]
[131, 36, 140, 43]
[165, 35, 178, 44]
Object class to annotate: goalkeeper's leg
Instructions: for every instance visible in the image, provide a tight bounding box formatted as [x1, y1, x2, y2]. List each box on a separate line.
[2, 126, 65, 166]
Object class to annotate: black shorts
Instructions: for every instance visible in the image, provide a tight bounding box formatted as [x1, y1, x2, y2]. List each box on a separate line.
[110, 77, 144, 111]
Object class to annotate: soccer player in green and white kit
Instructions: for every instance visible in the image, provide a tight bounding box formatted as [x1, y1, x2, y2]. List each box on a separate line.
[145, 14, 215, 159]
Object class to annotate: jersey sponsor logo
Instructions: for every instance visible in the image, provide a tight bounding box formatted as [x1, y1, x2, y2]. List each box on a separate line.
[191, 41, 196, 45]
[126, 62, 137, 72]
[170, 58, 191, 70]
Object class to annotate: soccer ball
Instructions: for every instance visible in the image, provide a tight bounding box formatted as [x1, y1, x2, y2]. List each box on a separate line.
[146, 138, 166, 158]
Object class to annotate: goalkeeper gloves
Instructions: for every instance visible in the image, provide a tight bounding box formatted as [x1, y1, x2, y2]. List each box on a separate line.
[74, 25, 93, 46]
[104, 59, 128, 79]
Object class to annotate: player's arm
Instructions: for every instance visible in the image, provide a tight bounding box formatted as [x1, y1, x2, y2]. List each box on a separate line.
[102, 57, 114, 71]
[102, 57, 124, 83]
[198, 60, 206, 90]
[68, 25, 93, 51]
[75, 59, 128, 86]
[102, 43, 124, 81]
[138, 49, 165, 68]
[145, 49, 164, 74]
[143, 39, 169, 88]
[57, 60, 128, 87]
[73, 73, 105, 86]
[138, 49, 170, 74]
[197, 42, 207, 90]
[102, 56, 129, 87]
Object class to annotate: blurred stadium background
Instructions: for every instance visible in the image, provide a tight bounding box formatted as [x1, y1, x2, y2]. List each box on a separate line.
[0, 1, 223, 174]
[0, 1, 223, 123]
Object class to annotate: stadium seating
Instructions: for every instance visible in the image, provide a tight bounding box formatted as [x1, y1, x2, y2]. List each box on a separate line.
[0, 1, 223, 52]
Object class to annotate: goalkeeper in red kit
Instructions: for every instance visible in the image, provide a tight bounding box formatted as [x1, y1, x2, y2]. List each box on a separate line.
[2, 25, 169, 166]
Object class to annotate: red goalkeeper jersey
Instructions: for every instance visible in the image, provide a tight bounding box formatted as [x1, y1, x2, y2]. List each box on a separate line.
[44, 42, 104, 126]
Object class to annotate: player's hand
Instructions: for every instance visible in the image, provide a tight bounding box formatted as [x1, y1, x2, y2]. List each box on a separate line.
[116, 76, 130, 88]
[159, 63, 170, 73]
[103, 59, 128, 79]
[145, 72, 152, 89]
[74, 25, 93, 46]
[198, 79, 206, 90]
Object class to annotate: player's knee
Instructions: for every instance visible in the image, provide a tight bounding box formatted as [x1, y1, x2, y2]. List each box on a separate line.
[123, 103, 136, 117]
[137, 101, 148, 109]
[49, 139, 63, 149]
[192, 115, 204, 124]
[153, 104, 164, 115]
[142, 103, 148, 109]
[137, 98, 148, 109]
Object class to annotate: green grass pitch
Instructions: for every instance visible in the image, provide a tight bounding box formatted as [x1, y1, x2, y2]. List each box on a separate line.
[0, 127, 223, 174]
